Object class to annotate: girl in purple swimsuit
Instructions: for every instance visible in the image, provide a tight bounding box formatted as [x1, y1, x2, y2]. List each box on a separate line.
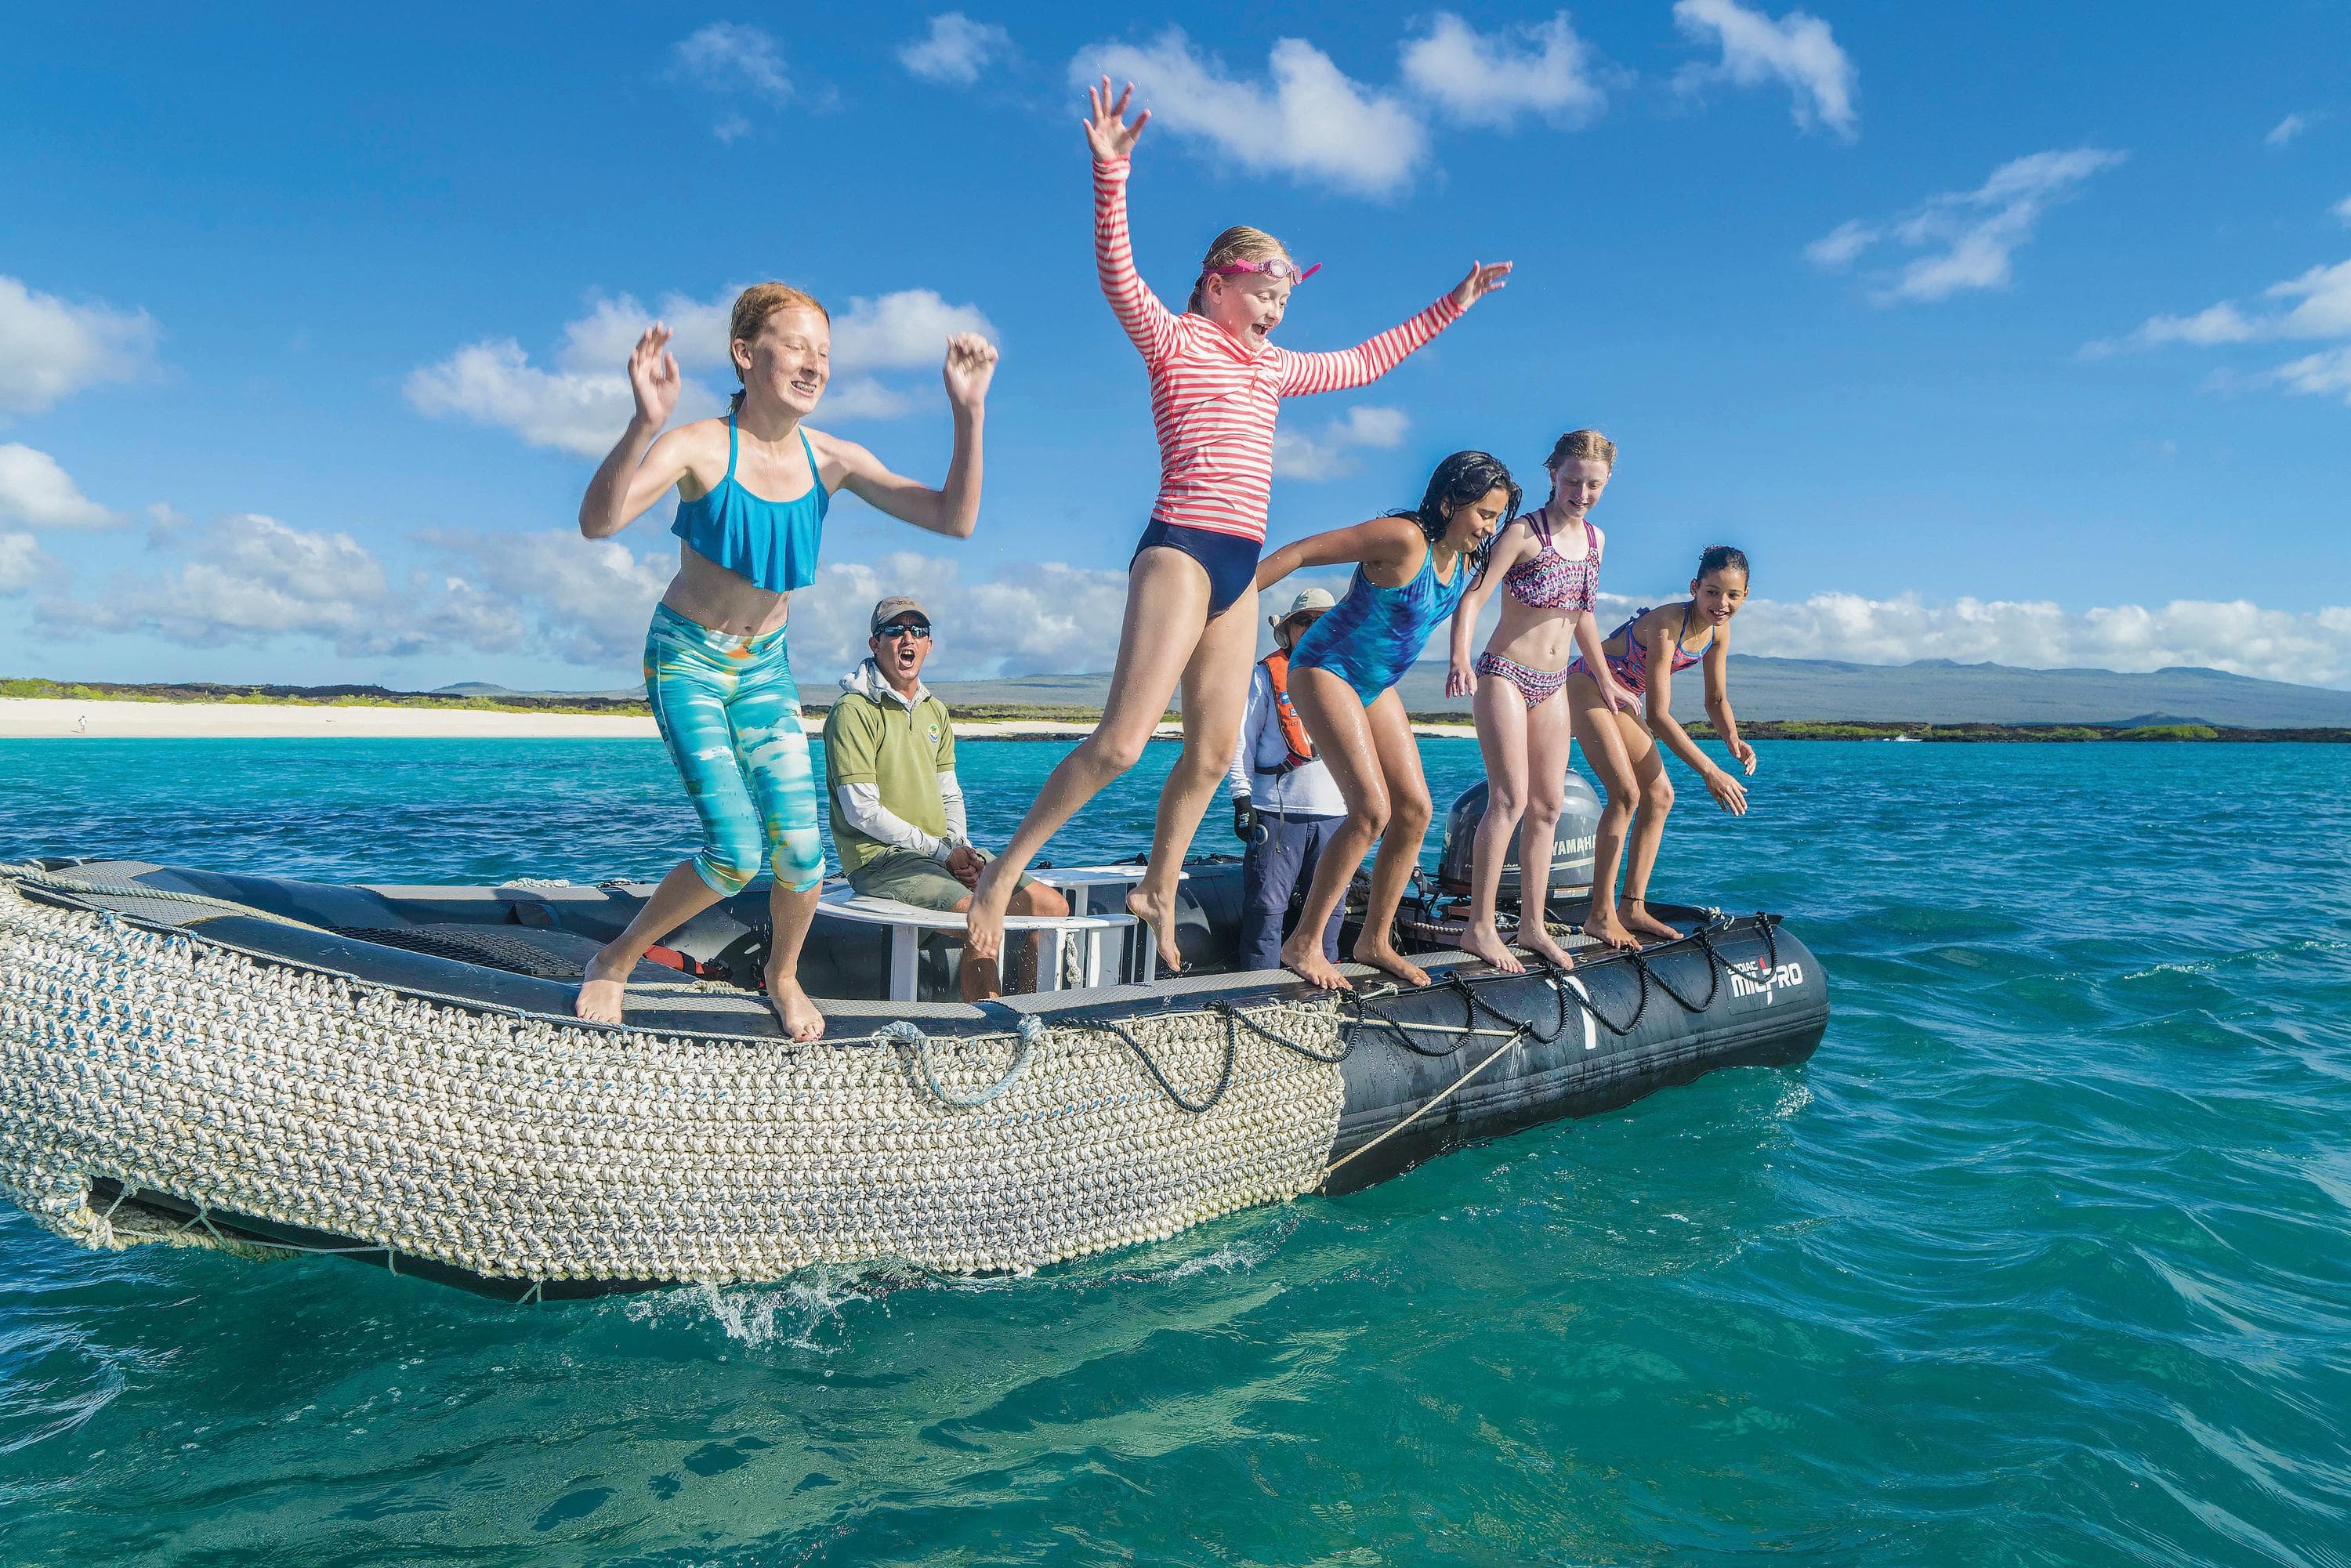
[1566, 545, 1759, 951]
[1444, 429, 1631, 973]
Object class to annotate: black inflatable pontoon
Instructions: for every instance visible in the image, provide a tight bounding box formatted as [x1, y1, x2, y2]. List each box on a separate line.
[0, 854, 1824, 1300]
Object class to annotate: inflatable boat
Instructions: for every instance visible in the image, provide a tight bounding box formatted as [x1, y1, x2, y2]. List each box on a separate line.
[0, 810, 1826, 1302]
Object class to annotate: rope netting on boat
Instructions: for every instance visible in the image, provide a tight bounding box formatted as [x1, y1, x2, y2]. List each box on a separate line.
[0, 882, 1349, 1284]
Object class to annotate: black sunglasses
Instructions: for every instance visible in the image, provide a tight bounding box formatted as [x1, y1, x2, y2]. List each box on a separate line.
[877, 621, 933, 640]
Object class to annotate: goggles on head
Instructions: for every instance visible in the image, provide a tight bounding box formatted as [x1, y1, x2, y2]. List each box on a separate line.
[1205, 258, 1322, 284]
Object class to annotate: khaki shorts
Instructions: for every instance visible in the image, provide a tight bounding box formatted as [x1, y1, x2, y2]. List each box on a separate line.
[847, 848, 1034, 912]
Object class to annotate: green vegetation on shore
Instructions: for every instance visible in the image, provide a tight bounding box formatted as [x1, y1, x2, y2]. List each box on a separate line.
[10, 678, 2341, 741]
[2, 677, 650, 718]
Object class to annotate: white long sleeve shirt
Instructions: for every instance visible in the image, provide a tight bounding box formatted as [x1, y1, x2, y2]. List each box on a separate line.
[1225, 660, 1348, 818]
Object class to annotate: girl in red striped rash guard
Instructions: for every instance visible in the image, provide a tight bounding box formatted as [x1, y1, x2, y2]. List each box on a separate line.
[967, 77, 1512, 972]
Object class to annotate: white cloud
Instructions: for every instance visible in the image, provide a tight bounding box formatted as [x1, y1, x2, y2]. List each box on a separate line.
[408, 285, 994, 454]
[0, 275, 158, 418]
[671, 22, 790, 102]
[1070, 31, 1427, 199]
[423, 529, 674, 666]
[47, 512, 525, 657]
[1709, 591, 2351, 689]
[1272, 404, 1411, 480]
[0, 531, 56, 596]
[403, 338, 726, 458]
[1399, 12, 1609, 130]
[2335, 195, 2351, 226]
[0, 444, 113, 529]
[2262, 345, 2351, 406]
[2266, 112, 2317, 149]
[2106, 259, 2351, 351]
[899, 13, 1013, 85]
[832, 289, 998, 368]
[1672, 0, 1857, 140]
[1810, 147, 2125, 304]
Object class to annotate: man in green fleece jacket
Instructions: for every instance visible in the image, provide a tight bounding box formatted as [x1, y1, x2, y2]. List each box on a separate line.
[824, 596, 1070, 998]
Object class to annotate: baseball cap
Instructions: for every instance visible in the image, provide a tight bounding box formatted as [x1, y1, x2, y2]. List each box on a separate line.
[1270, 587, 1336, 628]
[870, 596, 929, 636]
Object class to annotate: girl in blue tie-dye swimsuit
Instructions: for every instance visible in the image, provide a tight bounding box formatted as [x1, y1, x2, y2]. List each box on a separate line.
[571, 282, 999, 1040]
[1252, 451, 1522, 990]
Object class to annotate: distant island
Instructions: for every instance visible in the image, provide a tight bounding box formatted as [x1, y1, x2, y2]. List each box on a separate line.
[6, 655, 2349, 742]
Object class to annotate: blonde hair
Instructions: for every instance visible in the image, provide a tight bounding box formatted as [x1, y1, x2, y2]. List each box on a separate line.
[1545, 429, 1616, 497]
[728, 281, 830, 411]
[1186, 226, 1289, 314]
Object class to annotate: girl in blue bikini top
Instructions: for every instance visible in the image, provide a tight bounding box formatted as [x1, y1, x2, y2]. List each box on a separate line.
[567, 281, 1000, 1043]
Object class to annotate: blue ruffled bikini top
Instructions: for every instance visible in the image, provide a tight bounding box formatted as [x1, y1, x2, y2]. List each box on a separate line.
[670, 415, 829, 594]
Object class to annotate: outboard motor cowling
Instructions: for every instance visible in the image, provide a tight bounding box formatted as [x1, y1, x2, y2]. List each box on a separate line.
[1436, 771, 1602, 902]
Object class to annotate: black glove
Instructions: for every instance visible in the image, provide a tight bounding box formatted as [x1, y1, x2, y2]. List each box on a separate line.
[1233, 798, 1259, 843]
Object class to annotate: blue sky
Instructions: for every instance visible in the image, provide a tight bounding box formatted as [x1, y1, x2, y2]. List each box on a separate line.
[3, 1, 2348, 690]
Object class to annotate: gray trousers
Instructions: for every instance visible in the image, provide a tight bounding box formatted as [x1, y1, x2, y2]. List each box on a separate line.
[1238, 810, 1347, 972]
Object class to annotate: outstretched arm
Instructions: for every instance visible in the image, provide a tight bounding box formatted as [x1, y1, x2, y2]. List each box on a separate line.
[1703, 635, 1755, 776]
[1644, 627, 1748, 816]
[580, 325, 698, 538]
[1086, 79, 1176, 364]
[831, 334, 996, 538]
[1276, 261, 1511, 396]
[1255, 516, 1415, 590]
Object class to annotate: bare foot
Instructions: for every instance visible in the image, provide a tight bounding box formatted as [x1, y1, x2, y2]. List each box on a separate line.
[1126, 882, 1185, 972]
[1516, 920, 1576, 971]
[574, 948, 633, 1023]
[963, 863, 1012, 962]
[1281, 933, 1351, 990]
[1352, 939, 1430, 989]
[1454, 920, 1524, 975]
[1581, 910, 1639, 951]
[1620, 900, 1683, 943]
[766, 974, 827, 1041]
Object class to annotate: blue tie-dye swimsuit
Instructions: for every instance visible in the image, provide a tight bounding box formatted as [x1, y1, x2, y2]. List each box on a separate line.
[1288, 538, 1473, 706]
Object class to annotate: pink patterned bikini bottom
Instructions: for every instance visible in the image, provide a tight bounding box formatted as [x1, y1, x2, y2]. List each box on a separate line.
[1474, 651, 1570, 709]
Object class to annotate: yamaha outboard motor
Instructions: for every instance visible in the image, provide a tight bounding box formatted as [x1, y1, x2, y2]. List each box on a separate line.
[1436, 771, 1602, 904]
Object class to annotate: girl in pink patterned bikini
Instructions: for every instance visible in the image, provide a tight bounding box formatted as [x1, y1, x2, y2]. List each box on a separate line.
[1443, 429, 1631, 973]
[1567, 545, 1759, 950]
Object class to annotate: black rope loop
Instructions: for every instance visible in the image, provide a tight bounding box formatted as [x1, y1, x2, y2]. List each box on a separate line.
[1207, 999, 1353, 1064]
[1566, 951, 1649, 1037]
[1640, 937, 1722, 1015]
[1339, 991, 1469, 1057]
[1070, 1016, 1238, 1114]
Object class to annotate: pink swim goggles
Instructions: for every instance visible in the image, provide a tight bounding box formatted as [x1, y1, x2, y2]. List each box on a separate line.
[1205, 258, 1322, 284]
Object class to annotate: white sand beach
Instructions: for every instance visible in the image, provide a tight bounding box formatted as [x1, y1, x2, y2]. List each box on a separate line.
[0, 699, 1476, 742]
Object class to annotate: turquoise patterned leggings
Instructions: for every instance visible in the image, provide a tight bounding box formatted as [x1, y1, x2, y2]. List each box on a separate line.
[643, 603, 826, 895]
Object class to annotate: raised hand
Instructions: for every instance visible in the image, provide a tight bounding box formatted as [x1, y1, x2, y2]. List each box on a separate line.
[1083, 77, 1150, 161]
[1451, 260, 1514, 311]
[941, 331, 998, 411]
[628, 324, 681, 429]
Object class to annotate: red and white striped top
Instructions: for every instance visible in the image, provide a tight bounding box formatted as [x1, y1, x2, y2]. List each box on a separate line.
[1094, 156, 1465, 545]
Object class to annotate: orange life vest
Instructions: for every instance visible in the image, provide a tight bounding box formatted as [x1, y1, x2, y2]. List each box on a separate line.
[1262, 650, 1317, 773]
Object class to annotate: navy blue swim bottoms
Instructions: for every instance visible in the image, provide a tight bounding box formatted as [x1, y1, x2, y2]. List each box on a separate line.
[1132, 518, 1260, 617]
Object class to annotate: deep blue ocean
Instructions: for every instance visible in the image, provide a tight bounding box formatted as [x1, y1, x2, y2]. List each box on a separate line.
[1, 737, 2346, 1566]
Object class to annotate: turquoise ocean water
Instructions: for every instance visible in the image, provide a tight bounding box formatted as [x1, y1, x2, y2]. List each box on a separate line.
[1, 737, 2346, 1566]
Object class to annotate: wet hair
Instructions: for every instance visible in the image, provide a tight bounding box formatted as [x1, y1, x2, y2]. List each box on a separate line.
[1545, 429, 1617, 497]
[727, 281, 830, 412]
[1186, 225, 1289, 314]
[1399, 451, 1521, 579]
[1696, 544, 1751, 581]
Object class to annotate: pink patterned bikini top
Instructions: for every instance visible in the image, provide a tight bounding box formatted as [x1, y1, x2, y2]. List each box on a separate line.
[1501, 505, 1601, 612]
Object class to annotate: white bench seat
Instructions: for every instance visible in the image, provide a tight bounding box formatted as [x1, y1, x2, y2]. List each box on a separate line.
[817, 885, 1157, 1000]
